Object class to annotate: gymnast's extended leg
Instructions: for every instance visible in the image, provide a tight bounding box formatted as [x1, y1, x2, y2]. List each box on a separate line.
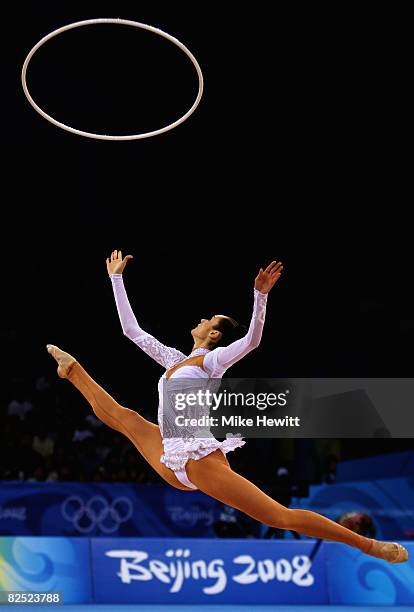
[46, 346, 408, 561]
[46, 344, 190, 490]
[186, 451, 408, 563]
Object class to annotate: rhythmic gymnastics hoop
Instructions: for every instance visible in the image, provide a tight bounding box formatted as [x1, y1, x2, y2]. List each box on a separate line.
[21, 18, 204, 141]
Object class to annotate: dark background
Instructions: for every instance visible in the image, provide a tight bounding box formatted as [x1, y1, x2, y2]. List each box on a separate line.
[1, 2, 412, 488]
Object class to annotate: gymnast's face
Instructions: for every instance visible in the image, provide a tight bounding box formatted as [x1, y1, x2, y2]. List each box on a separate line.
[191, 315, 229, 342]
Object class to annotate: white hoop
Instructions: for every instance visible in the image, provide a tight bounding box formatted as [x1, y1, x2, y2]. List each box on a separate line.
[21, 18, 204, 141]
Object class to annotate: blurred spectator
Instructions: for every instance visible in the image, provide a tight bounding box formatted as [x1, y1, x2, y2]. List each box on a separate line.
[314, 439, 342, 484]
[58, 462, 78, 481]
[213, 504, 260, 538]
[78, 438, 101, 480]
[337, 511, 376, 537]
[27, 461, 47, 482]
[35, 375, 51, 393]
[92, 466, 108, 482]
[115, 467, 128, 482]
[105, 435, 130, 475]
[72, 428, 94, 442]
[294, 439, 318, 484]
[56, 430, 76, 455]
[127, 466, 143, 482]
[124, 449, 148, 483]
[0, 419, 17, 470]
[214, 505, 243, 538]
[7, 396, 33, 421]
[45, 455, 59, 481]
[84, 413, 103, 429]
[33, 374, 55, 420]
[325, 453, 338, 484]
[2, 369, 412, 488]
[15, 432, 43, 480]
[95, 430, 111, 461]
[32, 423, 55, 458]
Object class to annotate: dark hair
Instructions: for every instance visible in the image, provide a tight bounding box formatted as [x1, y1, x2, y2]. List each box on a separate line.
[212, 316, 248, 347]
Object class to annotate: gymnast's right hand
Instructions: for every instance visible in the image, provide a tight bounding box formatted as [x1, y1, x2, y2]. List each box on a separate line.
[106, 250, 134, 276]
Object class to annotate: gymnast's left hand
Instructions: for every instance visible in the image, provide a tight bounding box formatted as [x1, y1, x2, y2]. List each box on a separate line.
[254, 260, 283, 293]
[106, 250, 134, 276]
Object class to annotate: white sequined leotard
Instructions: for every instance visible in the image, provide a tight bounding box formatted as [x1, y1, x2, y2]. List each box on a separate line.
[110, 274, 268, 490]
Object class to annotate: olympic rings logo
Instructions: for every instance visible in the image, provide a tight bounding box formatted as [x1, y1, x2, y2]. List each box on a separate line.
[61, 495, 133, 534]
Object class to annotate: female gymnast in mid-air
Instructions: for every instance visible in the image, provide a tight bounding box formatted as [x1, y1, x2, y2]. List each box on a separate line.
[47, 251, 408, 563]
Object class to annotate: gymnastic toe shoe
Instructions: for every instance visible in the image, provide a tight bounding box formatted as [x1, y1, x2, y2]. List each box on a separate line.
[366, 539, 409, 563]
[46, 344, 77, 378]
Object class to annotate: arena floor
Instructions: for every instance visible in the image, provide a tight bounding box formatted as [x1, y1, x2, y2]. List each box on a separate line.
[1, 606, 412, 611]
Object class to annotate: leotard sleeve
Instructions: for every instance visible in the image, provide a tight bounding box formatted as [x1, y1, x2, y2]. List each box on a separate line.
[110, 274, 186, 369]
[203, 288, 268, 377]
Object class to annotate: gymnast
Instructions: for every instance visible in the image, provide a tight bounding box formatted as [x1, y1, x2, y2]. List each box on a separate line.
[47, 251, 408, 563]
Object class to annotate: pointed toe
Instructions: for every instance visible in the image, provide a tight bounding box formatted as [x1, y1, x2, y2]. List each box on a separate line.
[391, 543, 409, 563]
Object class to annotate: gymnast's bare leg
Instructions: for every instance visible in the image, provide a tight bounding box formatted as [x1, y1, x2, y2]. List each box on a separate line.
[46, 344, 190, 490]
[47, 344, 408, 563]
[185, 451, 408, 563]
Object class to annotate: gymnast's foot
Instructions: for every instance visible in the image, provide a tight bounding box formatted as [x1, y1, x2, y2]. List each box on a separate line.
[365, 539, 409, 563]
[46, 344, 77, 378]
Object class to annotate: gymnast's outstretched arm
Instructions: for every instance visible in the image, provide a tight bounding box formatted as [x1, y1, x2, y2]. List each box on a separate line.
[106, 250, 186, 369]
[203, 260, 283, 377]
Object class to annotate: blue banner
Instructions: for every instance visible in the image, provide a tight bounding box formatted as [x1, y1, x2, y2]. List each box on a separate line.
[2, 479, 413, 541]
[326, 542, 414, 605]
[90, 538, 328, 604]
[292, 477, 414, 540]
[337, 450, 414, 482]
[0, 482, 222, 537]
[0, 537, 92, 604]
[1, 536, 413, 605]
